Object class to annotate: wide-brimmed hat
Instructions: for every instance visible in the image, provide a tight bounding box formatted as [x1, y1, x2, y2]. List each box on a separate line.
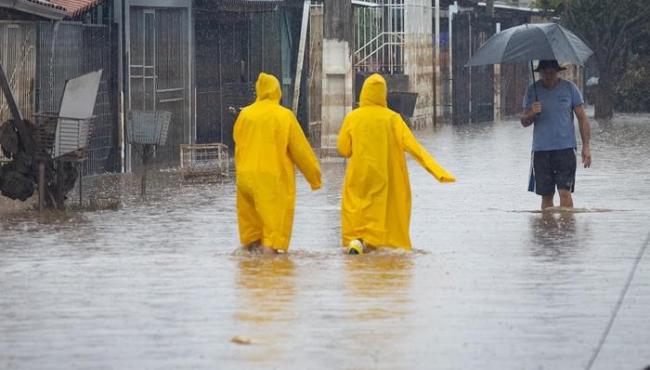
[534, 59, 567, 72]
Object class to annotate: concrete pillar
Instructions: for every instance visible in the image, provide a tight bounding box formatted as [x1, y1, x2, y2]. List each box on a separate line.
[404, 0, 434, 129]
[321, 0, 353, 156]
[494, 22, 501, 121]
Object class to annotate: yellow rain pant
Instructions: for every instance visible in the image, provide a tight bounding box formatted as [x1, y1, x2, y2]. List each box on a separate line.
[337, 73, 455, 250]
[234, 73, 321, 251]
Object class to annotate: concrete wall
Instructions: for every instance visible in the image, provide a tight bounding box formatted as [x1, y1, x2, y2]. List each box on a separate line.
[321, 0, 353, 155]
[404, 0, 434, 129]
[321, 39, 353, 153]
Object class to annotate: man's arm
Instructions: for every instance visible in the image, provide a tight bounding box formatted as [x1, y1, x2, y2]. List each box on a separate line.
[520, 102, 542, 127]
[574, 105, 591, 168]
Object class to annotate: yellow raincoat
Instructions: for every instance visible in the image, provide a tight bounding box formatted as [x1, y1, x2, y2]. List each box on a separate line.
[234, 73, 321, 251]
[337, 73, 455, 250]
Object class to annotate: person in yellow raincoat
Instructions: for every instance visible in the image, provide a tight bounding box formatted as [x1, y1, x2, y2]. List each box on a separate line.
[234, 72, 321, 254]
[337, 73, 455, 253]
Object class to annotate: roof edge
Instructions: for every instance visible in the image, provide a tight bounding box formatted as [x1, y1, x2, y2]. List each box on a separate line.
[0, 0, 67, 20]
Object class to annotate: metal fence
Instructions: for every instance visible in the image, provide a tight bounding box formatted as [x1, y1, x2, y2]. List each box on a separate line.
[452, 11, 494, 124]
[195, 7, 284, 149]
[37, 22, 116, 175]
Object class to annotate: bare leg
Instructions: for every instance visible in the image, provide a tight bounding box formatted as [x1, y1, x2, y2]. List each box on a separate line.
[558, 189, 574, 208]
[541, 193, 555, 210]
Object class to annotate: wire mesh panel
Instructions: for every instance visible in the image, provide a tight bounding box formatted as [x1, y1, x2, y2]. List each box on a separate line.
[31, 114, 59, 157]
[37, 22, 116, 174]
[180, 143, 229, 181]
[126, 110, 172, 145]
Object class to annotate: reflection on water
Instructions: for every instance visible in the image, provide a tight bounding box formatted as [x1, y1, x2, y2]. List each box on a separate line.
[344, 253, 413, 297]
[1, 114, 650, 369]
[529, 212, 579, 261]
[235, 256, 296, 324]
[344, 253, 414, 315]
[339, 253, 415, 368]
[233, 256, 296, 363]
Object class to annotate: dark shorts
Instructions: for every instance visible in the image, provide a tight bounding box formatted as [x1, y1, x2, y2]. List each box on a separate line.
[532, 148, 576, 196]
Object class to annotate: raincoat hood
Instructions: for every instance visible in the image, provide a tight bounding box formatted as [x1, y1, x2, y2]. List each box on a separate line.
[255, 72, 282, 103]
[359, 73, 387, 107]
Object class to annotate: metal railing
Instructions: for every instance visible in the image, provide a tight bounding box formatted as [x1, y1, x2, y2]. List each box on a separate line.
[353, 1, 405, 74]
[354, 31, 405, 73]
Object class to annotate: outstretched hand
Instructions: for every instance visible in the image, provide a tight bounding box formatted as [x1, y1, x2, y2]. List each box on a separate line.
[438, 174, 456, 183]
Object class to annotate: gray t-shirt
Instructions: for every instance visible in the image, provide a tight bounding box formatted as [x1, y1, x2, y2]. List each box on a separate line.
[523, 79, 584, 152]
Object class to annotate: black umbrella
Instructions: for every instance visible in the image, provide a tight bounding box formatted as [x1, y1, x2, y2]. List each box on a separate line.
[465, 23, 594, 100]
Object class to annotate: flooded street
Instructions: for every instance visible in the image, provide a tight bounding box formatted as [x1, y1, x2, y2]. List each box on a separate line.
[1, 115, 649, 370]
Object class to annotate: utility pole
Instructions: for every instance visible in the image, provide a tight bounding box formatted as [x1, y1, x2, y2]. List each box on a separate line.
[434, 0, 440, 126]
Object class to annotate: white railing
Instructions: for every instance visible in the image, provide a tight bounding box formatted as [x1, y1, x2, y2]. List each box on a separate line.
[353, 1, 405, 74]
[354, 31, 405, 73]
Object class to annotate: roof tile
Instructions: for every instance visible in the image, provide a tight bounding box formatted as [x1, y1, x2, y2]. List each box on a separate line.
[50, 0, 104, 16]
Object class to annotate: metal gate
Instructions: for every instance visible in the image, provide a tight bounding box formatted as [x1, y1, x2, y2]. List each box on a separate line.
[452, 11, 494, 124]
[194, 9, 283, 150]
[129, 7, 189, 168]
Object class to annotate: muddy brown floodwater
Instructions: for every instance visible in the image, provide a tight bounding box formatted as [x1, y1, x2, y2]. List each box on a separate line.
[1, 114, 649, 369]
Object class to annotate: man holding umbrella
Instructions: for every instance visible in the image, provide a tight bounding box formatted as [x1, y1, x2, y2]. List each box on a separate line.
[465, 22, 595, 210]
[521, 59, 592, 209]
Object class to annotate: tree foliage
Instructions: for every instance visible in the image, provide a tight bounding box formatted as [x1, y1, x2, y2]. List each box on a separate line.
[535, 0, 650, 116]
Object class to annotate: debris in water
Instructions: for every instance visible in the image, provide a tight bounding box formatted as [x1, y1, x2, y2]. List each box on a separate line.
[231, 336, 253, 345]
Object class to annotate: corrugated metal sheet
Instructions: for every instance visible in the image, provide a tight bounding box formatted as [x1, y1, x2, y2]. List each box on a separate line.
[50, 0, 105, 16]
[198, 0, 285, 12]
[0, 0, 67, 18]
[23, 0, 66, 11]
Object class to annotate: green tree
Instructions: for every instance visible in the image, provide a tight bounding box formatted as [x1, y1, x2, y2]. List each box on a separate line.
[555, 0, 650, 118]
[533, 0, 565, 16]
[614, 20, 650, 112]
